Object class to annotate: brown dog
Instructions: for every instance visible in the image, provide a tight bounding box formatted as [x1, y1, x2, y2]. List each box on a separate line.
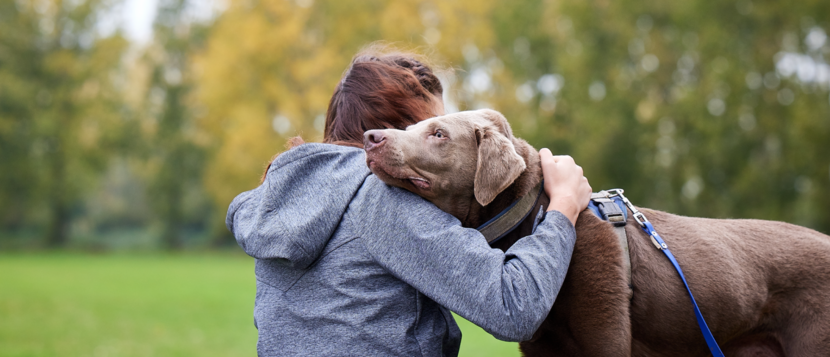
[363, 109, 830, 357]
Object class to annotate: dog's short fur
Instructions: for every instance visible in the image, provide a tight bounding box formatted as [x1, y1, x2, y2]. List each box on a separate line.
[363, 109, 830, 357]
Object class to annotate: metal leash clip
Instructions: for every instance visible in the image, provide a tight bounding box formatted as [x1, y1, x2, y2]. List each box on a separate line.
[603, 188, 667, 251]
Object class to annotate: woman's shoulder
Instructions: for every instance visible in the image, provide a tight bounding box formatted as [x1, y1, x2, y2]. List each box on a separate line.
[346, 175, 458, 236]
[272, 143, 363, 168]
[354, 176, 445, 214]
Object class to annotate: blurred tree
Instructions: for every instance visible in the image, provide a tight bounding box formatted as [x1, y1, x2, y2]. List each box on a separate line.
[441, 0, 829, 232]
[140, 0, 212, 250]
[505, 0, 830, 232]
[1, 0, 825, 249]
[0, 0, 128, 247]
[195, 0, 830, 237]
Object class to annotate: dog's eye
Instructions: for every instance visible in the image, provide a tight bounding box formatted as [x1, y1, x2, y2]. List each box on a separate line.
[434, 130, 445, 139]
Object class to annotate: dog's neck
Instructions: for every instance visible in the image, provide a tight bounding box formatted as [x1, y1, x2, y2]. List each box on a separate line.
[459, 138, 542, 228]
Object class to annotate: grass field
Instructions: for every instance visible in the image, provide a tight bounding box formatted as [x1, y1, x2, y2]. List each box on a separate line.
[0, 253, 521, 356]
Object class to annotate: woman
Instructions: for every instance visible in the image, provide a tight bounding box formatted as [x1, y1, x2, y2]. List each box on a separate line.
[226, 48, 592, 356]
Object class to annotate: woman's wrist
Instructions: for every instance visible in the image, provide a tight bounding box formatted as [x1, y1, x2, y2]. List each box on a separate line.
[547, 197, 579, 226]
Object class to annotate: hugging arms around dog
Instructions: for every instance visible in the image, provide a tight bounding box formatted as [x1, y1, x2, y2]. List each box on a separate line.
[225, 49, 591, 356]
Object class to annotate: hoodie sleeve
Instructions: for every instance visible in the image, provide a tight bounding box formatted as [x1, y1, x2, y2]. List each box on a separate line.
[348, 176, 576, 342]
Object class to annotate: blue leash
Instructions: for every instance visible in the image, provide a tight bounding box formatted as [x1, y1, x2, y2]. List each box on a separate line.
[605, 189, 725, 357]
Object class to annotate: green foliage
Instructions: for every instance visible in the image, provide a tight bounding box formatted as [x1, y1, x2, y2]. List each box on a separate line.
[1, 0, 829, 247]
[502, 0, 830, 232]
[194, 0, 830, 237]
[0, 0, 129, 246]
[141, 0, 212, 249]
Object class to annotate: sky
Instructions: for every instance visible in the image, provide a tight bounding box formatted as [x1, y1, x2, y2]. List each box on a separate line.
[123, 0, 158, 43]
[119, 0, 224, 43]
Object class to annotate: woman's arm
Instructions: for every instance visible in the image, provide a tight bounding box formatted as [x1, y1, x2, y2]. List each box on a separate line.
[350, 150, 590, 341]
[350, 177, 574, 341]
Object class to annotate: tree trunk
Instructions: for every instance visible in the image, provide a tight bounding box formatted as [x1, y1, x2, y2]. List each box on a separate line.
[46, 148, 68, 248]
[160, 180, 183, 251]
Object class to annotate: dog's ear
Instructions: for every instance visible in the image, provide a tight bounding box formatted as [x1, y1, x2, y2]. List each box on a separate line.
[473, 114, 526, 206]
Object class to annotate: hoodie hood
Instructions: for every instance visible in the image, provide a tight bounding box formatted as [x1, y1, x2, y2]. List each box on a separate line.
[226, 143, 370, 269]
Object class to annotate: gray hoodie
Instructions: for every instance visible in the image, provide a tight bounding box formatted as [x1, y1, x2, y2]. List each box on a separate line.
[226, 143, 576, 357]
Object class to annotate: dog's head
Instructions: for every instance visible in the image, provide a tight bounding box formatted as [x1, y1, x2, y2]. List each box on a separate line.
[363, 109, 526, 218]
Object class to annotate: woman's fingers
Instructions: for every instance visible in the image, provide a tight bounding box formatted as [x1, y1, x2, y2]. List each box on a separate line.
[540, 148, 553, 163]
[552, 155, 574, 165]
[540, 148, 593, 224]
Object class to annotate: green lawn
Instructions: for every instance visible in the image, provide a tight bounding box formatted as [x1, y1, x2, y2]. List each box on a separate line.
[0, 253, 520, 356]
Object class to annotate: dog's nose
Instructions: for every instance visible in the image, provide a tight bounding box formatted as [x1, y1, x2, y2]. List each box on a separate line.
[364, 130, 387, 150]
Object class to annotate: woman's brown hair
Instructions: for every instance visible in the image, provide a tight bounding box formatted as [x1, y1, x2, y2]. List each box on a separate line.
[324, 48, 444, 147]
[261, 47, 443, 183]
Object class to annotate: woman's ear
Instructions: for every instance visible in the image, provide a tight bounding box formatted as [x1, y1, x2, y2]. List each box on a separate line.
[474, 125, 526, 206]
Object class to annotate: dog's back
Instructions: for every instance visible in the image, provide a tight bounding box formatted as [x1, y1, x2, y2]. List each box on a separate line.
[631, 210, 830, 356]
[515, 207, 830, 357]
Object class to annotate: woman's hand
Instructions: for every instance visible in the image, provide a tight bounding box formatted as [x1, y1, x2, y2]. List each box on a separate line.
[540, 148, 592, 226]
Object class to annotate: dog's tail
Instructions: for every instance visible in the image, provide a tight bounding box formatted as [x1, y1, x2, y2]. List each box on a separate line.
[260, 136, 306, 184]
